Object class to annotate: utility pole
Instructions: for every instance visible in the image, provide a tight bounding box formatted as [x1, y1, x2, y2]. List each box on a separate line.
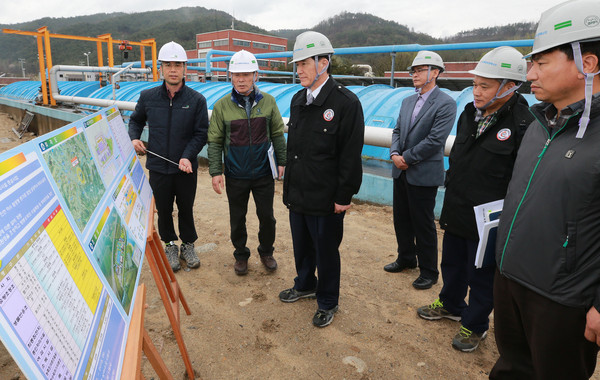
[18, 58, 26, 78]
[83, 51, 91, 66]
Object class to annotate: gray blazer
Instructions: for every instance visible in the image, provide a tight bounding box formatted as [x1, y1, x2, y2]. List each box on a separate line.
[390, 86, 456, 186]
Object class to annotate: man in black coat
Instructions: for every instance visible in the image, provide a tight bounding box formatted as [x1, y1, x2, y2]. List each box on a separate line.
[417, 46, 533, 352]
[279, 31, 364, 328]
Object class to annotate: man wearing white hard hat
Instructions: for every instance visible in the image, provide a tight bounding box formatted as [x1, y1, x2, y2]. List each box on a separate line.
[208, 50, 286, 275]
[279, 31, 364, 328]
[384, 51, 456, 291]
[491, 0, 600, 378]
[129, 41, 208, 272]
[417, 46, 533, 353]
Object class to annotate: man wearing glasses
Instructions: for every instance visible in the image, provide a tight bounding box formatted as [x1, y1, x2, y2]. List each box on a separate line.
[384, 51, 456, 290]
[129, 41, 209, 272]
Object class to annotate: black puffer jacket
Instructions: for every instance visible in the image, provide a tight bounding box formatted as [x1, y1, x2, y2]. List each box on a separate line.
[496, 96, 600, 310]
[129, 81, 208, 174]
[440, 93, 533, 241]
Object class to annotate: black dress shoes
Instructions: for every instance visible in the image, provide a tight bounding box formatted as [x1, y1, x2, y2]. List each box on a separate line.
[383, 261, 417, 273]
[412, 276, 438, 290]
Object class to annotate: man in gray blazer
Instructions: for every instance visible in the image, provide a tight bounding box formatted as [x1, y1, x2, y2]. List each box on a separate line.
[384, 50, 456, 290]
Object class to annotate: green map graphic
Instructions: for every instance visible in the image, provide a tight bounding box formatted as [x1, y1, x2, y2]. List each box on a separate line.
[43, 133, 105, 232]
[93, 209, 139, 314]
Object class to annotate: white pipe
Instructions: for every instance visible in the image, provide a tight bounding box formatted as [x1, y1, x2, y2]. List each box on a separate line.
[47, 66, 454, 151]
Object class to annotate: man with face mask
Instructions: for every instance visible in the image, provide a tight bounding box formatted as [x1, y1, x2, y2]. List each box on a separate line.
[208, 50, 286, 276]
[416, 46, 533, 352]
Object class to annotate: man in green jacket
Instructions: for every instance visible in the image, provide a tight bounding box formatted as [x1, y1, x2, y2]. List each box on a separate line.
[208, 50, 286, 275]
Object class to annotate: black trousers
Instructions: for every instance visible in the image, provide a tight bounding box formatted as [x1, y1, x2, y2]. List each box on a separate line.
[439, 232, 494, 334]
[149, 170, 198, 244]
[392, 172, 439, 279]
[490, 271, 599, 380]
[289, 210, 344, 311]
[225, 175, 276, 261]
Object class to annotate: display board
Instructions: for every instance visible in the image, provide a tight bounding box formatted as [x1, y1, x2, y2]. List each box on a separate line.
[0, 106, 152, 379]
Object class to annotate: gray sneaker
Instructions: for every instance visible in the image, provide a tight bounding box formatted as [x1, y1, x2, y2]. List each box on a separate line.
[417, 298, 461, 321]
[452, 326, 488, 352]
[165, 243, 181, 272]
[278, 288, 317, 303]
[180, 242, 200, 269]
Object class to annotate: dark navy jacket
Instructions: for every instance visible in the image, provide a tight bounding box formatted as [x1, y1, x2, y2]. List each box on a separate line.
[128, 81, 208, 174]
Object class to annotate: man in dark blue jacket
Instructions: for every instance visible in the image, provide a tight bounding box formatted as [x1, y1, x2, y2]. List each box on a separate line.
[129, 41, 208, 272]
[279, 31, 364, 328]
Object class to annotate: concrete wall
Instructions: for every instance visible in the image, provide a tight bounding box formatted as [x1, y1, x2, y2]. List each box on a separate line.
[0, 98, 84, 136]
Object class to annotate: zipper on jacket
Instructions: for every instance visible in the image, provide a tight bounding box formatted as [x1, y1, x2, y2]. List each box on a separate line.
[498, 110, 579, 271]
[563, 236, 569, 248]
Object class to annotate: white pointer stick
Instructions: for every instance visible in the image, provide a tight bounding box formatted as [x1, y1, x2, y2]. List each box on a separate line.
[144, 149, 180, 167]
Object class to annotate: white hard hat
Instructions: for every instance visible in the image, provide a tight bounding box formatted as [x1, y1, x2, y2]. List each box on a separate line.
[229, 50, 259, 72]
[158, 41, 188, 62]
[469, 46, 527, 82]
[528, 0, 600, 57]
[408, 51, 445, 72]
[290, 31, 334, 63]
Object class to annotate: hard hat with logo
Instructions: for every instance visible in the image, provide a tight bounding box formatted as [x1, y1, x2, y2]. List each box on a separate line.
[528, 0, 600, 138]
[408, 51, 445, 72]
[229, 50, 259, 73]
[528, 0, 600, 57]
[469, 46, 527, 82]
[290, 31, 334, 63]
[158, 41, 188, 62]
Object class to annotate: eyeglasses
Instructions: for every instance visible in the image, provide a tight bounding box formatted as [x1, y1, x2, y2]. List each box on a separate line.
[162, 62, 184, 68]
[408, 67, 430, 76]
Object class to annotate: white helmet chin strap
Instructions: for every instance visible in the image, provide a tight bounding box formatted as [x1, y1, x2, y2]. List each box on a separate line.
[474, 79, 522, 122]
[572, 41, 600, 138]
[307, 55, 330, 89]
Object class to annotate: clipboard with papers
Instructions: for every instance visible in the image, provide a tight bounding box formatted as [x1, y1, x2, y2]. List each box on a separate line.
[474, 199, 503, 268]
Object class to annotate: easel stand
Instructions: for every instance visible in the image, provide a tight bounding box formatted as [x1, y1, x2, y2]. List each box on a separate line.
[122, 199, 196, 379]
[120, 284, 172, 380]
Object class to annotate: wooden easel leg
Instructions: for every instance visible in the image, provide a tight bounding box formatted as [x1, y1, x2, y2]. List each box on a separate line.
[144, 199, 197, 379]
[121, 284, 174, 380]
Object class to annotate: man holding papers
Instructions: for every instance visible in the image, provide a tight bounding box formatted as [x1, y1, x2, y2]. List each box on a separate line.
[417, 46, 533, 352]
[208, 50, 286, 275]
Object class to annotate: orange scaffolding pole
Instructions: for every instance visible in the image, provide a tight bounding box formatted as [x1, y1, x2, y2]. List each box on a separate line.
[2, 27, 159, 104]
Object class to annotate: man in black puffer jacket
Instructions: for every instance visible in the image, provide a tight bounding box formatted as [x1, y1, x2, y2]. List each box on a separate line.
[129, 41, 208, 272]
[417, 47, 533, 353]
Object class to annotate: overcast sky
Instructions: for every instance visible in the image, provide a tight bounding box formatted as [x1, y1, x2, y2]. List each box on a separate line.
[0, 0, 565, 38]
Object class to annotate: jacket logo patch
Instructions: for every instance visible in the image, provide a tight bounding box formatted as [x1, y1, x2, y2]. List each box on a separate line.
[497, 128, 511, 141]
[323, 109, 334, 122]
[182, 105, 190, 109]
[565, 149, 575, 159]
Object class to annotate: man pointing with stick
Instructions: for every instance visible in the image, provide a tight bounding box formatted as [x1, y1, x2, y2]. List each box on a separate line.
[129, 41, 209, 272]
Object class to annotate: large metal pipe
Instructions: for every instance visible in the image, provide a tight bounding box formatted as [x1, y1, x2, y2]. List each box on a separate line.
[49, 65, 151, 111]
